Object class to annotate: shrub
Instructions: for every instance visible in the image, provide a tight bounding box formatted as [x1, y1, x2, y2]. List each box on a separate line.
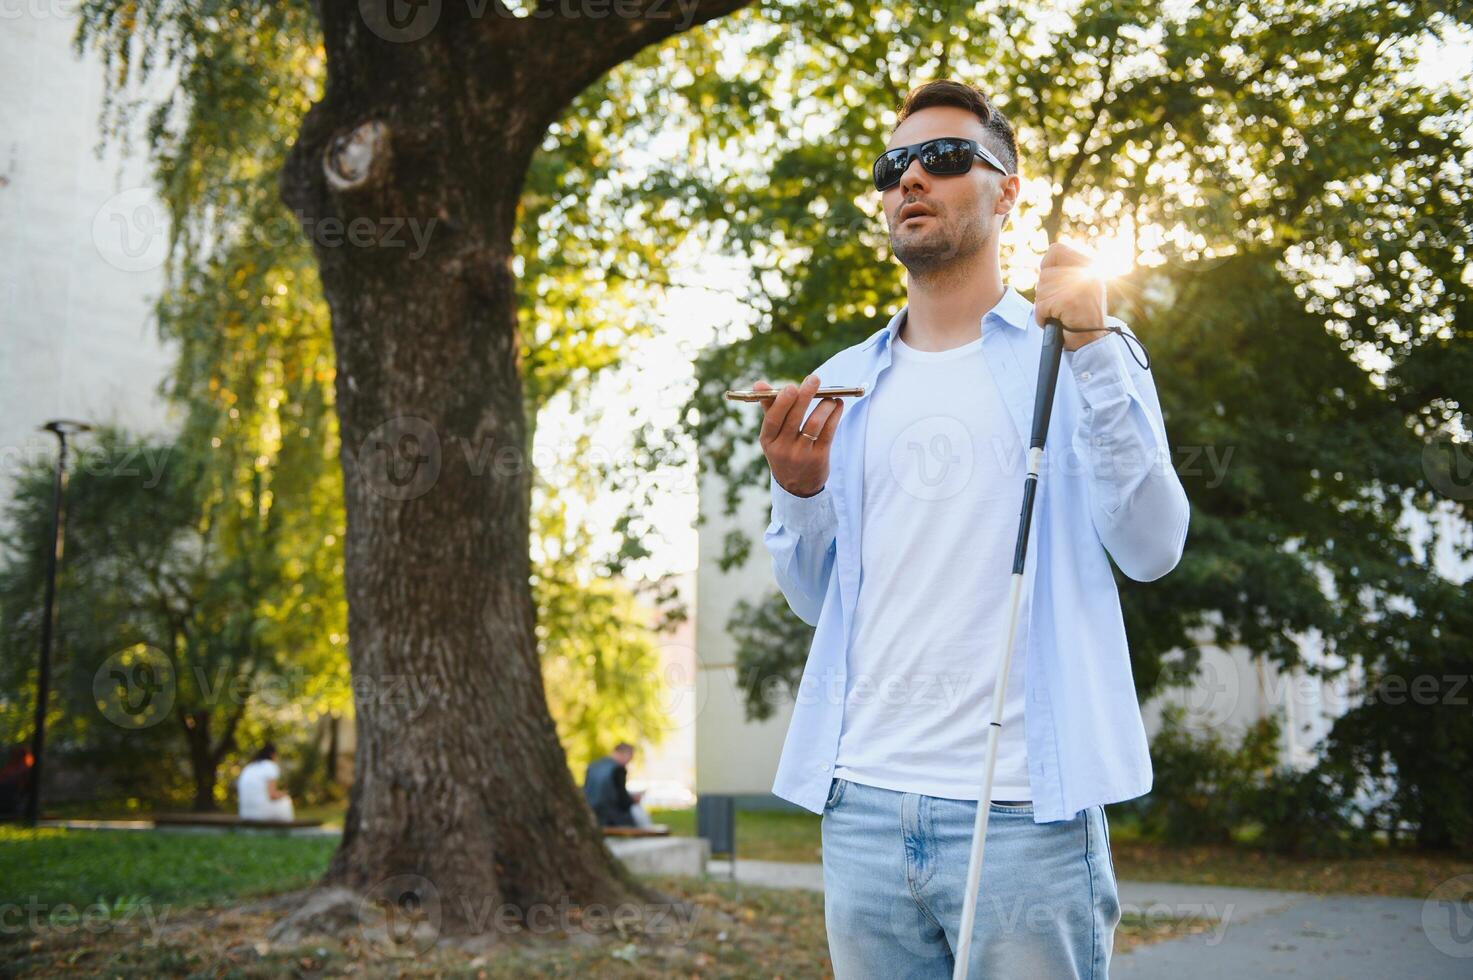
[1135, 704, 1281, 845]
[1135, 704, 1370, 854]
[1249, 761, 1371, 858]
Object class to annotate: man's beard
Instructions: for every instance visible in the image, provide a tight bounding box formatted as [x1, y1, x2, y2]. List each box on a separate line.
[891, 212, 989, 279]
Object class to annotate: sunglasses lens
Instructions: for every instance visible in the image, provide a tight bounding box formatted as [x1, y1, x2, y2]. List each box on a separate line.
[920, 138, 974, 175]
[874, 149, 910, 190]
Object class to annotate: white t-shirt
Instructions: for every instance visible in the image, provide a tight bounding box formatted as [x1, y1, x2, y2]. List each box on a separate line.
[237, 759, 281, 816]
[832, 328, 1032, 800]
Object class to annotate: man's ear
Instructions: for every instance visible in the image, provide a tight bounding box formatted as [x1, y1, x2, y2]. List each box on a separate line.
[996, 173, 1022, 217]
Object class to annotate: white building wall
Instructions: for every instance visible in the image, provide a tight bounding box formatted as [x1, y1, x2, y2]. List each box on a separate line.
[694, 440, 798, 802]
[0, 7, 180, 521]
[624, 569, 701, 810]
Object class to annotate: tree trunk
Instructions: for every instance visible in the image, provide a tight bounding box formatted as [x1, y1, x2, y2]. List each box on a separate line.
[326, 713, 341, 789]
[278, 1, 750, 936]
[180, 710, 218, 812]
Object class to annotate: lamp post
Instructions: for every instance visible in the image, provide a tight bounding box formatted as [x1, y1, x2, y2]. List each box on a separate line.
[25, 419, 92, 827]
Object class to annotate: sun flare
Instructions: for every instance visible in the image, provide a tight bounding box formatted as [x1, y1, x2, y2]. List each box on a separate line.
[1087, 234, 1137, 280]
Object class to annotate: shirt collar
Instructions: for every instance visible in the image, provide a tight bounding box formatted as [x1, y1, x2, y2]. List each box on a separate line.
[864, 285, 1032, 351]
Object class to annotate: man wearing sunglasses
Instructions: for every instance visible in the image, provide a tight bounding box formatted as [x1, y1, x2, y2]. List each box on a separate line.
[750, 79, 1189, 977]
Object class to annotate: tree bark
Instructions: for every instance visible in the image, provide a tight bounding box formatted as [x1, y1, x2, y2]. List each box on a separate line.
[279, 0, 750, 936]
[180, 709, 218, 812]
[326, 713, 341, 788]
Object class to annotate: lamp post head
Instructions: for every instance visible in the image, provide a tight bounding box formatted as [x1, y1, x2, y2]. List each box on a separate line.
[40, 420, 93, 437]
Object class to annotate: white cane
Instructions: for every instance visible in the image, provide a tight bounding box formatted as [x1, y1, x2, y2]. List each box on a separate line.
[952, 315, 1067, 980]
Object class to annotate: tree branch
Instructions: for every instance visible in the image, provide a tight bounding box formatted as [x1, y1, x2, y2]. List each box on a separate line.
[520, 0, 754, 112]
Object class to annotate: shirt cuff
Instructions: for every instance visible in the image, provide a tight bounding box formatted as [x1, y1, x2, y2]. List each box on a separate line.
[770, 476, 839, 534]
[1065, 321, 1135, 411]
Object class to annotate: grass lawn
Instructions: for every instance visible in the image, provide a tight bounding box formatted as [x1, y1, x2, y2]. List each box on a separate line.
[1109, 838, 1473, 897]
[650, 807, 823, 864]
[0, 828, 1203, 977]
[36, 797, 1469, 900]
[652, 806, 1472, 899]
[0, 828, 838, 978]
[0, 826, 338, 909]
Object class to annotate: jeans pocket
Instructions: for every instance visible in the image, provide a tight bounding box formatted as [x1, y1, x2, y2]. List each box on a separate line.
[1094, 806, 1122, 933]
[824, 776, 847, 812]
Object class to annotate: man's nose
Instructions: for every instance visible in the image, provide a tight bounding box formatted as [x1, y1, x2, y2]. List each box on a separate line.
[899, 155, 930, 195]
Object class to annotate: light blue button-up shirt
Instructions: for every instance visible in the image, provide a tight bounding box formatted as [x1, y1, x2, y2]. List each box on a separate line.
[764, 285, 1190, 823]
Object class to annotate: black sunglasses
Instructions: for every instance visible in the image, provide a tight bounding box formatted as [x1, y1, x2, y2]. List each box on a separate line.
[872, 137, 1012, 191]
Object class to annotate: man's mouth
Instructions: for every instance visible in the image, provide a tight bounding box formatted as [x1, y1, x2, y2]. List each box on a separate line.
[898, 203, 934, 224]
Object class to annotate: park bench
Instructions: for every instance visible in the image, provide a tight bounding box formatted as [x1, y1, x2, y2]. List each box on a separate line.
[600, 824, 671, 837]
[152, 812, 324, 830]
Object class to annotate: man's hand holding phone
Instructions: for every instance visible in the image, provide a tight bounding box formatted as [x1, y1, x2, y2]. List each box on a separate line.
[754, 374, 844, 498]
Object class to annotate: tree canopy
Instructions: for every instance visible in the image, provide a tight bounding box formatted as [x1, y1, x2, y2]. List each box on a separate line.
[661, 1, 1472, 847]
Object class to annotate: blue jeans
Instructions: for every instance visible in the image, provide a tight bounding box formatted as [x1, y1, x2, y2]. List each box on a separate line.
[820, 777, 1121, 978]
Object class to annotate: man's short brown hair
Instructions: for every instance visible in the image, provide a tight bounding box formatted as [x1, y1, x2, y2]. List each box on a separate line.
[896, 80, 1018, 176]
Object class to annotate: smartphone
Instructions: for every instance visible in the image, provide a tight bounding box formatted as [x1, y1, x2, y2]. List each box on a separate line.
[724, 385, 866, 403]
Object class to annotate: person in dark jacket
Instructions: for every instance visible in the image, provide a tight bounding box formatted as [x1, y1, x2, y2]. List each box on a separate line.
[583, 742, 644, 827]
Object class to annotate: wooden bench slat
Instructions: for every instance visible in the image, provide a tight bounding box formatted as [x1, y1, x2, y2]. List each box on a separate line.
[152, 812, 323, 829]
[601, 825, 671, 837]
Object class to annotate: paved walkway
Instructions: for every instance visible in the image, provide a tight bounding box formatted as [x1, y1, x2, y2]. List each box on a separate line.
[704, 859, 1467, 977]
[37, 825, 1468, 974]
[1111, 889, 1461, 979]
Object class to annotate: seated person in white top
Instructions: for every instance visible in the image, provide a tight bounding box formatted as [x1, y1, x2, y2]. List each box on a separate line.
[236, 743, 295, 822]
